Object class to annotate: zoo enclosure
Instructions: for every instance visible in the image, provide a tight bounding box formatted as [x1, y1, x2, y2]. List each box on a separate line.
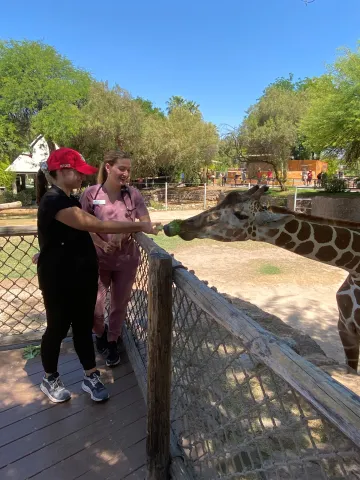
[1, 226, 360, 479]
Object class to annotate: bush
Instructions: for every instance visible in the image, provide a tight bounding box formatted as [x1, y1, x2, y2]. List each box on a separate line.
[323, 176, 347, 193]
[0, 189, 33, 206]
[0, 161, 16, 190]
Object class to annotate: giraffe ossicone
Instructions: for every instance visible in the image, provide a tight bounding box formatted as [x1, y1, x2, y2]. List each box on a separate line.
[163, 185, 360, 373]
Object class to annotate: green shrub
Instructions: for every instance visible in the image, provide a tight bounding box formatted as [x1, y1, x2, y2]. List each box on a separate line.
[324, 176, 347, 193]
[0, 161, 15, 189]
[1, 189, 33, 206]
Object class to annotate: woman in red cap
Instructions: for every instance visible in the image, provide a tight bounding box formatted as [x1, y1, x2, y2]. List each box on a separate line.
[35, 148, 159, 404]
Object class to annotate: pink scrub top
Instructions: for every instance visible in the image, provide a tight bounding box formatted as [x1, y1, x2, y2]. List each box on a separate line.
[80, 184, 149, 270]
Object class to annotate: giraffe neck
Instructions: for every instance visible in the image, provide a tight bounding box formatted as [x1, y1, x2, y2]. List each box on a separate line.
[254, 217, 360, 278]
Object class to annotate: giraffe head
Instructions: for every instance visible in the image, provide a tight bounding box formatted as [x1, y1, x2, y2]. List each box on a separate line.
[163, 185, 295, 242]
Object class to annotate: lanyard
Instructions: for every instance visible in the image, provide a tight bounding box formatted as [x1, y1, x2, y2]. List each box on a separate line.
[91, 184, 135, 220]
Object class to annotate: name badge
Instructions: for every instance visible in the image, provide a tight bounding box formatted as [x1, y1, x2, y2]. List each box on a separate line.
[93, 200, 106, 205]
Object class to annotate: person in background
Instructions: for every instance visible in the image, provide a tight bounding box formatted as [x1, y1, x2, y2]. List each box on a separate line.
[34, 148, 159, 404]
[302, 170, 307, 185]
[307, 169, 313, 186]
[81, 150, 153, 367]
[266, 169, 273, 185]
[222, 173, 227, 186]
[256, 168, 262, 185]
[241, 169, 246, 184]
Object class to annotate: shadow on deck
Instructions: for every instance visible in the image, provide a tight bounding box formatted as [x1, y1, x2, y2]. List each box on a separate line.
[0, 341, 146, 480]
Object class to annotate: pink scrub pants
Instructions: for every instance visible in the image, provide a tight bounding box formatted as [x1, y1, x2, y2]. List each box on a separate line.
[93, 260, 138, 342]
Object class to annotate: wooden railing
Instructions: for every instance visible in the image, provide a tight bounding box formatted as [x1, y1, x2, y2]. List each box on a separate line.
[1, 226, 360, 479]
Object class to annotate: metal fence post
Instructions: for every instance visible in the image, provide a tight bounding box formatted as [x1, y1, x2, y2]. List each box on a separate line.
[294, 186, 298, 212]
[203, 183, 207, 210]
[165, 182, 168, 211]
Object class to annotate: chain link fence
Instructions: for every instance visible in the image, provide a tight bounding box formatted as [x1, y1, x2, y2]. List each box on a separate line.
[0, 228, 45, 343]
[1, 228, 360, 479]
[126, 234, 360, 480]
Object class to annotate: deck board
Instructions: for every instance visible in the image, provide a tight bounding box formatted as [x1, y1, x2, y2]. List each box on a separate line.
[0, 342, 147, 479]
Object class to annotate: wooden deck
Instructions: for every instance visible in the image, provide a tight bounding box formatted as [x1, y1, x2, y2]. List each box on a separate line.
[0, 341, 146, 480]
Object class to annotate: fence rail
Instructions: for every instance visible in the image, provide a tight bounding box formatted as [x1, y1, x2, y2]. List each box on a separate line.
[1, 226, 360, 479]
[128, 233, 360, 479]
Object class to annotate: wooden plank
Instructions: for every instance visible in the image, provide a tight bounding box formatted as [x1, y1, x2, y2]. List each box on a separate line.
[0, 382, 141, 467]
[146, 252, 173, 480]
[172, 265, 360, 449]
[0, 360, 133, 429]
[0, 201, 22, 210]
[122, 325, 147, 400]
[27, 411, 146, 480]
[0, 225, 37, 236]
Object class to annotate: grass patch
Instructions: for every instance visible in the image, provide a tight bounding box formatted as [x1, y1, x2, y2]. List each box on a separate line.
[258, 263, 281, 275]
[23, 345, 41, 359]
[0, 236, 39, 280]
[266, 188, 360, 198]
[149, 231, 192, 251]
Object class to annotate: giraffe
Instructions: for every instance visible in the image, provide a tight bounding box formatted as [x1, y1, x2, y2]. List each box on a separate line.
[163, 185, 360, 373]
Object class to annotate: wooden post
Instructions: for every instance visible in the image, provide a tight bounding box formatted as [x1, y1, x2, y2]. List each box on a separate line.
[147, 251, 173, 480]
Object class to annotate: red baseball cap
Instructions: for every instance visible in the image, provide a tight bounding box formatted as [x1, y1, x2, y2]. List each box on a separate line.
[47, 148, 98, 175]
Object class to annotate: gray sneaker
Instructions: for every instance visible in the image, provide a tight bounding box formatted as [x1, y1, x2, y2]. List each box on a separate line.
[40, 373, 71, 403]
[82, 370, 109, 402]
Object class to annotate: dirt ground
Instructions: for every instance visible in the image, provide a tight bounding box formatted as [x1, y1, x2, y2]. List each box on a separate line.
[0, 209, 349, 365]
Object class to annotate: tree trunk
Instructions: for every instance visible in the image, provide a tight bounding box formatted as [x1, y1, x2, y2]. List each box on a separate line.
[46, 139, 56, 153]
[272, 164, 287, 191]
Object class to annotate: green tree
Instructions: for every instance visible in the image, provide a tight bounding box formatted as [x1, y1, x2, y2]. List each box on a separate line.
[134, 97, 165, 118]
[166, 95, 200, 115]
[69, 82, 145, 167]
[0, 40, 92, 152]
[240, 85, 309, 190]
[300, 45, 360, 165]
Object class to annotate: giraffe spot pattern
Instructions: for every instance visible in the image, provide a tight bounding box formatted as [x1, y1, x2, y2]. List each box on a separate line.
[338, 294, 353, 319]
[286, 242, 296, 250]
[335, 227, 351, 250]
[354, 288, 360, 306]
[267, 229, 279, 238]
[346, 256, 359, 270]
[354, 309, 360, 326]
[297, 222, 311, 241]
[352, 232, 360, 253]
[295, 241, 314, 255]
[335, 251, 354, 267]
[313, 224, 333, 244]
[316, 246, 338, 262]
[337, 277, 351, 294]
[275, 232, 293, 247]
[285, 220, 299, 234]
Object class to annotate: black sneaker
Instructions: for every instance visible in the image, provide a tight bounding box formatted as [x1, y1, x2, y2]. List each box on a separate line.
[106, 341, 121, 367]
[40, 373, 71, 403]
[82, 370, 109, 402]
[95, 324, 108, 355]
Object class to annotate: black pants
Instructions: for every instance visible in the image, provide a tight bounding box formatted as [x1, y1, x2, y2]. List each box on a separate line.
[40, 274, 98, 374]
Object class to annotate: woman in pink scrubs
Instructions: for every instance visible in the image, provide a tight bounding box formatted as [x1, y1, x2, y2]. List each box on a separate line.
[81, 150, 151, 367]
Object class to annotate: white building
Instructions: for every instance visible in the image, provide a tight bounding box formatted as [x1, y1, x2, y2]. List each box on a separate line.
[5, 135, 59, 192]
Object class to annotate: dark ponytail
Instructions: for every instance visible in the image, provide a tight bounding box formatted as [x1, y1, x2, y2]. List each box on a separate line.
[36, 169, 57, 205]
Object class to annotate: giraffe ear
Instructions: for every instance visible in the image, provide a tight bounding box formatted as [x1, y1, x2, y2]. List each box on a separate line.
[254, 211, 295, 228]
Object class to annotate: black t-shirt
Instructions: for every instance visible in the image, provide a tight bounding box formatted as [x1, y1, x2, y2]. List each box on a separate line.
[37, 186, 98, 285]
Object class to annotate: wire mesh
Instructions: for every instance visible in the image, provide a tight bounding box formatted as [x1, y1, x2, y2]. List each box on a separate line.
[0, 234, 45, 337]
[125, 238, 360, 480]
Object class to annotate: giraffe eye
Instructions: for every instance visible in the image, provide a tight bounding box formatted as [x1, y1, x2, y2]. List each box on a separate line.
[234, 212, 249, 221]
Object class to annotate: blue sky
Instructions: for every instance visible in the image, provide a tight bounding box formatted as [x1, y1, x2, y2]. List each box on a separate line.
[1, 0, 359, 128]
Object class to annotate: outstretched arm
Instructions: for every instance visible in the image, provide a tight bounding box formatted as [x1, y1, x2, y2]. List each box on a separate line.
[55, 207, 160, 235]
